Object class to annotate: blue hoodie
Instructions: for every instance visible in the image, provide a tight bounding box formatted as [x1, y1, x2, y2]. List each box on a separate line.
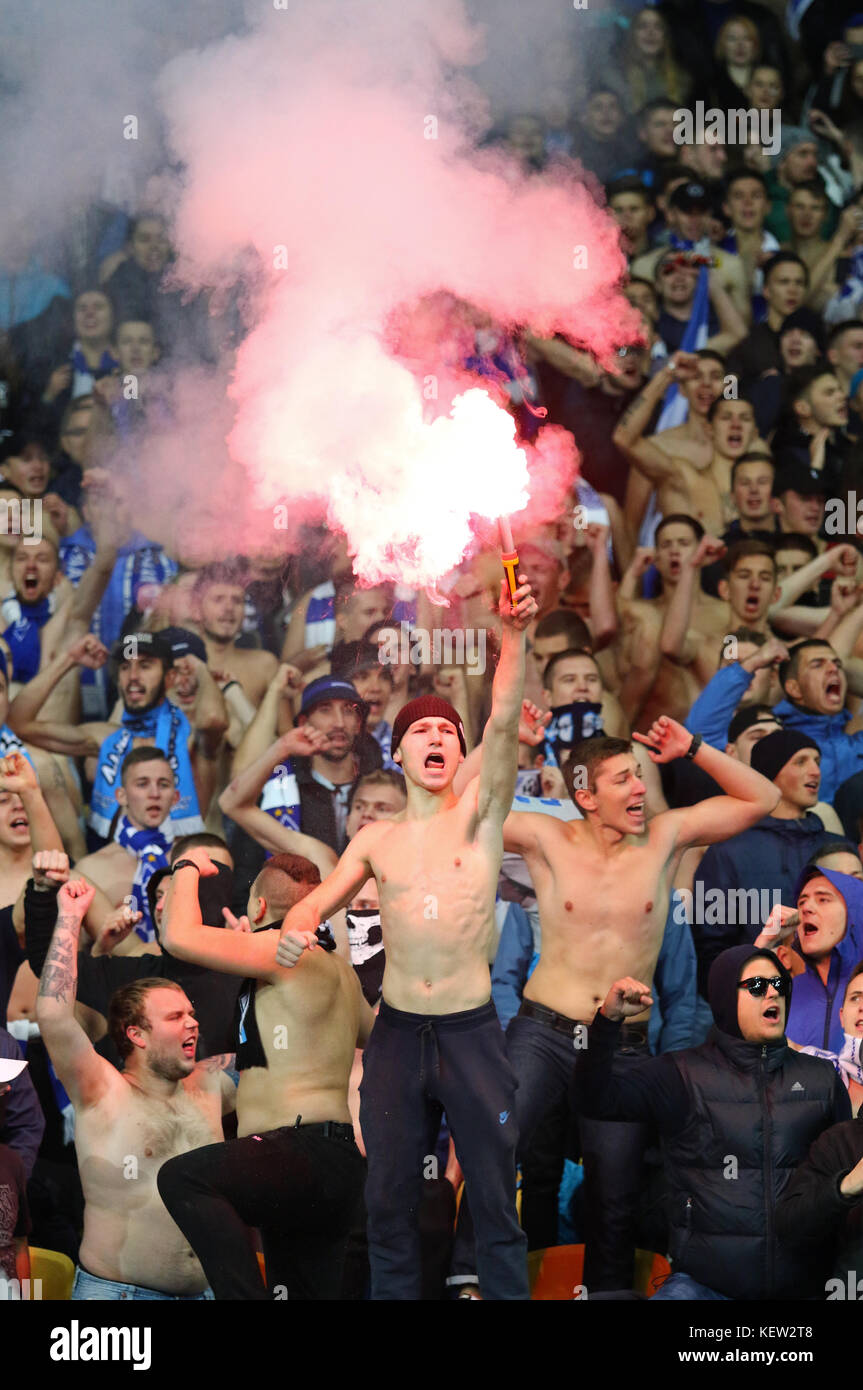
[788, 868, 863, 1053]
[686, 664, 863, 803]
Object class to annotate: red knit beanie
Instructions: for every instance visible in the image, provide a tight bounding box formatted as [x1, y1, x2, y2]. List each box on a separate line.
[390, 696, 467, 759]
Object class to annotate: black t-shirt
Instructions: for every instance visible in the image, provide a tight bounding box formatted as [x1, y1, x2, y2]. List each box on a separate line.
[0, 908, 24, 1029]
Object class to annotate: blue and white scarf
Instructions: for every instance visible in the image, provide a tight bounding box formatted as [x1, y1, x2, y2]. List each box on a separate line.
[89, 699, 203, 839]
[2, 595, 54, 685]
[70, 342, 118, 399]
[260, 760, 302, 835]
[114, 812, 172, 942]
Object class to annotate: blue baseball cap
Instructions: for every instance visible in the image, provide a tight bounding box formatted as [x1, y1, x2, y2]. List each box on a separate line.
[299, 676, 368, 720]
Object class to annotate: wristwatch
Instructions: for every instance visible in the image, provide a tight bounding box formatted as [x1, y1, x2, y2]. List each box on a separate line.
[684, 733, 703, 761]
[171, 859, 201, 875]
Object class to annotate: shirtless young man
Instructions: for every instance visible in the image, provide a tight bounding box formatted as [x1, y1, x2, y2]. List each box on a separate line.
[275, 577, 538, 1301]
[156, 847, 372, 1300]
[74, 747, 179, 947]
[616, 514, 728, 729]
[192, 564, 278, 708]
[627, 394, 759, 537]
[661, 536, 780, 690]
[497, 718, 778, 1290]
[36, 877, 234, 1300]
[613, 349, 725, 535]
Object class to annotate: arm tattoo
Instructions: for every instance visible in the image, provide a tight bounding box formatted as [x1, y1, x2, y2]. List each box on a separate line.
[201, 1052, 236, 1074]
[38, 914, 81, 1005]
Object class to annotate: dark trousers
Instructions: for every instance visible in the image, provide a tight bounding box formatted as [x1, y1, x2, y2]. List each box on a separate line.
[451, 1007, 649, 1292]
[359, 999, 529, 1301]
[157, 1123, 366, 1300]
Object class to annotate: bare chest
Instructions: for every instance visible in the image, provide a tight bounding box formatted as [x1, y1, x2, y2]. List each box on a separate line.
[79, 1086, 219, 1190]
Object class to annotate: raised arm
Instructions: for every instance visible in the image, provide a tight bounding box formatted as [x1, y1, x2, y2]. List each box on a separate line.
[219, 725, 333, 858]
[476, 577, 537, 831]
[7, 635, 109, 757]
[635, 715, 779, 851]
[611, 358, 681, 477]
[771, 544, 857, 613]
[160, 849, 286, 981]
[275, 824, 379, 966]
[660, 535, 725, 678]
[0, 753, 64, 857]
[35, 878, 115, 1107]
[230, 664, 303, 775]
[582, 523, 617, 650]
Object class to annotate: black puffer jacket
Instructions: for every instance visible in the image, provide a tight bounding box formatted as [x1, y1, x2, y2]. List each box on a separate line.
[665, 1031, 847, 1298]
[574, 948, 850, 1299]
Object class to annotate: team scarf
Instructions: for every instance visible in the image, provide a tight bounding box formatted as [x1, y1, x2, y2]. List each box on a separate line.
[114, 812, 172, 942]
[260, 758, 302, 832]
[801, 1033, 863, 1089]
[70, 342, 118, 398]
[89, 698, 203, 839]
[542, 700, 604, 768]
[0, 721, 33, 770]
[2, 595, 53, 685]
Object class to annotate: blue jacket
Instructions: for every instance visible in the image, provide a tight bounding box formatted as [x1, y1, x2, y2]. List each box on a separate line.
[686, 662, 863, 802]
[788, 868, 863, 1053]
[692, 814, 844, 992]
[772, 700, 863, 805]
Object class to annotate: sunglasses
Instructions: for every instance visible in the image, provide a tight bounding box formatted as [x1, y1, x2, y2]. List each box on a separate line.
[737, 975, 789, 998]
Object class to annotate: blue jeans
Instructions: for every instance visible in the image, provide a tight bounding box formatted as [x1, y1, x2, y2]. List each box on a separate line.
[72, 1267, 214, 1301]
[651, 1271, 730, 1301]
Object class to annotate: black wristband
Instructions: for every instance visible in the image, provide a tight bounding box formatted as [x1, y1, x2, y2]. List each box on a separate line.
[684, 733, 703, 761]
[171, 859, 201, 875]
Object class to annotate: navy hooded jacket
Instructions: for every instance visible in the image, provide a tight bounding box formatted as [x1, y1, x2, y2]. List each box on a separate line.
[787, 868, 863, 1053]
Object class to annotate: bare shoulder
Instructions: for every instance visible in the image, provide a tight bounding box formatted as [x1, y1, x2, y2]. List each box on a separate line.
[352, 817, 403, 852]
[645, 807, 685, 858]
[75, 844, 131, 873]
[189, 1053, 235, 1094]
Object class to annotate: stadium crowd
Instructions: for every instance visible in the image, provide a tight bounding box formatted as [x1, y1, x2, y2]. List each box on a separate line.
[6, 0, 863, 1304]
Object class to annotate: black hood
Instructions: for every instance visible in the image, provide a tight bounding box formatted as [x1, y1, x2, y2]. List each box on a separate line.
[707, 944, 791, 1040]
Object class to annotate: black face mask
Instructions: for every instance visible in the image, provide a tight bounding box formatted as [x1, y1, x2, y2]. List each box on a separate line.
[544, 702, 604, 764]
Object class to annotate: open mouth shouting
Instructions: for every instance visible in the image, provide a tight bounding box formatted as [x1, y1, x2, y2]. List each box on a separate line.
[424, 751, 446, 771]
[626, 799, 645, 828]
[824, 675, 843, 706]
[181, 1034, 198, 1059]
[762, 1002, 782, 1024]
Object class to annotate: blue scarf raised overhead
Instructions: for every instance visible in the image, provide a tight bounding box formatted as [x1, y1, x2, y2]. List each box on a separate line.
[89, 699, 203, 840]
[114, 812, 172, 942]
[2, 595, 52, 685]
